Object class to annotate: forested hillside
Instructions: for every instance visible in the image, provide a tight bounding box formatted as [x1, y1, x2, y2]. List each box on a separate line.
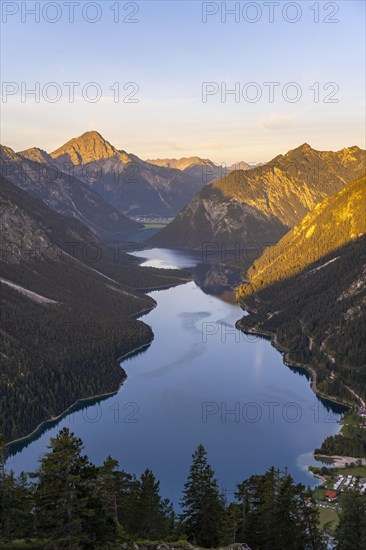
[237, 235, 366, 406]
[0, 177, 189, 441]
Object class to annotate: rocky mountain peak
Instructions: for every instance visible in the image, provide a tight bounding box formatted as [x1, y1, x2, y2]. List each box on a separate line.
[18, 147, 53, 164]
[50, 131, 120, 165]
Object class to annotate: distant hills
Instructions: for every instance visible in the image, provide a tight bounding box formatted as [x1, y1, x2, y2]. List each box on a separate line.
[146, 156, 254, 183]
[149, 144, 366, 249]
[240, 174, 366, 295]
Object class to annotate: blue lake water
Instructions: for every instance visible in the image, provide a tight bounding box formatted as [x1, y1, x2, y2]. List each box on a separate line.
[7, 248, 345, 506]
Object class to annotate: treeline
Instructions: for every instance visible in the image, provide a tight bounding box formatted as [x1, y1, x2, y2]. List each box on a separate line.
[315, 412, 366, 458]
[0, 429, 331, 549]
[1, 430, 365, 549]
[237, 235, 366, 405]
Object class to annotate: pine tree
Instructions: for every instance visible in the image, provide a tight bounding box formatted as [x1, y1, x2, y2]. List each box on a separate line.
[180, 444, 224, 547]
[235, 468, 325, 550]
[220, 502, 242, 544]
[97, 456, 120, 523]
[34, 427, 117, 548]
[297, 487, 325, 550]
[136, 468, 166, 540]
[336, 488, 366, 550]
[0, 470, 18, 542]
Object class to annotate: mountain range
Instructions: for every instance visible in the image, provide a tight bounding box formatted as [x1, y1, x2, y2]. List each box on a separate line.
[146, 156, 254, 183]
[0, 132, 226, 240]
[48, 131, 213, 217]
[149, 144, 366, 250]
[0, 143, 139, 240]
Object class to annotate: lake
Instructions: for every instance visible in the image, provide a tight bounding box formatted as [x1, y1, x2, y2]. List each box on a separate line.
[6, 248, 345, 506]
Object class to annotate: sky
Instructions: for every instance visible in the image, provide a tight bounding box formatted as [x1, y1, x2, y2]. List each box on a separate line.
[1, 0, 365, 163]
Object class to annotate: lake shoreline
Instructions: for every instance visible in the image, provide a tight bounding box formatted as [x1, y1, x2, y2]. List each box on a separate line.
[236, 308, 366, 473]
[5, 232, 199, 450]
[6, 270, 193, 451]
[235, 309, 361, 410]
[7, 247, 351, 498]
[312, 454, 366, 467]
[6, 297, 160, 451]
[5, 337, 156, 451]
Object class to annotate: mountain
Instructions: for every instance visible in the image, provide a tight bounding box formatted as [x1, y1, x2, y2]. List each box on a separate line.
[1, 144, 139, 239]
[0, 175, 189, 441]
[239, 174, 366, 295]
[145, 156, 215, 171]
[237, 233, 366, 407]
[18, 147, 53, 164]
[149, 144, 366, 250]
[228, 161, 258, 171]
[50, 131, 209, 216]
[146, 156, 225, 184]
[50, 130, 129, 165]
[146, 156, 256, 184]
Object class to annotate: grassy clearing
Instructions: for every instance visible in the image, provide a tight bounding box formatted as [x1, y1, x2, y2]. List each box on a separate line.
[318, 506, 339, 533]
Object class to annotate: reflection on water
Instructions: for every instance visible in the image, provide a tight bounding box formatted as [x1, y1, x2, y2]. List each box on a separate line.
[7, 248, 345, 506]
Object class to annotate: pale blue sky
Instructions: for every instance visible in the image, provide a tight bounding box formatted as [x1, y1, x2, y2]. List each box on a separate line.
[1, 0, 365, 162]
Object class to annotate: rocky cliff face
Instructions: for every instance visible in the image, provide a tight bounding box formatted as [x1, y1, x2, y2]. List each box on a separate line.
[149, 144, 366, 250]
[1, 143, 139, 239]
[51, 130, 128, 165]
[239, 174, 366, 295]
[18, 147, 53, 164]
[149, 186, 288, 249]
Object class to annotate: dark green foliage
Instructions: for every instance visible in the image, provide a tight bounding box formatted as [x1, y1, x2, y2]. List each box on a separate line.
[0, 429, 176, 547]
[235, 468, 325, 550]
[134, 469, 173, 540]
[336, 488, 366, 549]
[2, 429, 361, 548]
[315, 420, 366, 458]
[180, 444, 224, 547]
[241, 174, 366, 294]
[32, 428, 118, 548]
[238, 235, 366, 406]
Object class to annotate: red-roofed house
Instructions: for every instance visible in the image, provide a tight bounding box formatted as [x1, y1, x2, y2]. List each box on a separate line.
[325, 490, 337, 502]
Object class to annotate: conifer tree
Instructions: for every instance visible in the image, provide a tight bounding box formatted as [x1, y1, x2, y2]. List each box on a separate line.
[136, 468, 166, 540]
[336, 488, 366, 550]
[34, 427, 117, 548]
[180, 444, 224, 547]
